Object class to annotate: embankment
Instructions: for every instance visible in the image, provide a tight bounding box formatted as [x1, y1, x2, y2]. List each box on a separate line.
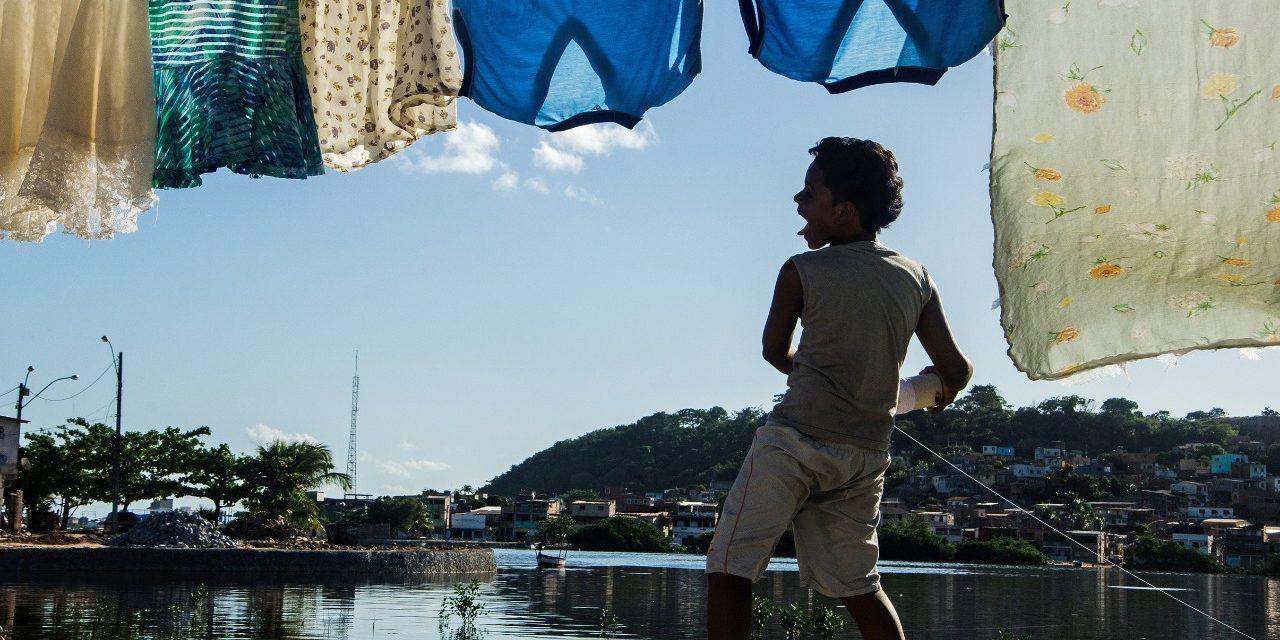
[0, 546, 496, 578]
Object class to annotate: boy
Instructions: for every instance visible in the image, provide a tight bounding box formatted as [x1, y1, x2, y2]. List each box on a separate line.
[706, 138, 972, 640]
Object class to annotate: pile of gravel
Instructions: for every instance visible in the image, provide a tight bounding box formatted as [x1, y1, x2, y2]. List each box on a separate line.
[105, 510, 238, 549]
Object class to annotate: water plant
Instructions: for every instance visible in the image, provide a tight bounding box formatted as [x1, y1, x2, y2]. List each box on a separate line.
[776, 603, 807, 640]
[749, 594, 776, 639]
[996, 629, 1034, 640]
[598, 608, 619, 638]
[808, 604, 845, 640]
[438, 580, 487, 639]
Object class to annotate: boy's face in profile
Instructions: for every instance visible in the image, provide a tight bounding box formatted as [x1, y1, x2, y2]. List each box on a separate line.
[793, 160, 861, 249]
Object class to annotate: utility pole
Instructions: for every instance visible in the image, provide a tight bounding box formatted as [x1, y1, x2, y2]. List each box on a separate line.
[11, 366, 78, 532]
[109, 350, 123, 530]
[14, 366, 33, 425]
[101, 336, 122, 532]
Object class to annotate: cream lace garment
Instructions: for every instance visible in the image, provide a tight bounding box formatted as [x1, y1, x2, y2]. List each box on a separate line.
[0, 0, 156, 242]
[300, 0, 462, 171]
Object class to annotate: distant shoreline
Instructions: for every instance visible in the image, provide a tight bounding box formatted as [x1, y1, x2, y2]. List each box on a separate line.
[0, 546, 496, 578]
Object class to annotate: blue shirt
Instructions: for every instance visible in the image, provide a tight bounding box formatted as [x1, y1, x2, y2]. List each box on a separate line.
[453, 0, 703, 131]
[739, 0, 1004, 93]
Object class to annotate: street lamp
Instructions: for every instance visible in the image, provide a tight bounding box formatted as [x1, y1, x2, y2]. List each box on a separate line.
[101, 336, 124, 533]
[14, 366, 79, 424]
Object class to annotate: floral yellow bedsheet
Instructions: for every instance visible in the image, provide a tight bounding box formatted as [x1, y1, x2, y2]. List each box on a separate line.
[991, 0, 1280, 380]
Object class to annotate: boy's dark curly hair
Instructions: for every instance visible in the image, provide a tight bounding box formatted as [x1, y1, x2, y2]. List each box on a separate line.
[808, 137, 904, 233]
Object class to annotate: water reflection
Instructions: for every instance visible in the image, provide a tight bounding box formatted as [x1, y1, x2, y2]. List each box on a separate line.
[0, 551, 1275, 639]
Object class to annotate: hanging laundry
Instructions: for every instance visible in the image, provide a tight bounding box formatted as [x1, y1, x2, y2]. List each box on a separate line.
[300, 0, 462, 172]
[991, 0, 1280, 380]
[738, 0, 1004, 93]
[451, 0, 702, 131]
[150, 0, 323, 189]
[1, 1, 156, 242]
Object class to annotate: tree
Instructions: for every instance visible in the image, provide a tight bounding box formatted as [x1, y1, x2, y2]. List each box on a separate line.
[954, 538, 1047, 565]
[536, 514, 577, 545]
[241, 440, 351, 528]
[1127, 535, 1225, 573]
[17, 419, 212, 529]
[1099, 398, 1140, 416]
[363, 496, 427, 536]
[114, 425, 212, 511]
[14, 424, 101, 530]
[878, 517, 955, 562]
[558, 489, 601, 504]
[1059, 496, 1103, 530]
[183, 443, 249, 524]
[569, 517, 668, 552]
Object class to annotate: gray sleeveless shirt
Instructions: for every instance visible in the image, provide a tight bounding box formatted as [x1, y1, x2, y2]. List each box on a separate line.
[768, 241, 932, 451]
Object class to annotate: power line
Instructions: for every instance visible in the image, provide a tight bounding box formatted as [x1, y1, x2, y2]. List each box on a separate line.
[84, 396, 120, 422]
[0, 385, 18, 399]
[38, 362, 113, 402]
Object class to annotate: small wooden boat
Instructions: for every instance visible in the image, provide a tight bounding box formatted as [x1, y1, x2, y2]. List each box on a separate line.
[535, 543, 567, 569]
[536, 551, 567, 569]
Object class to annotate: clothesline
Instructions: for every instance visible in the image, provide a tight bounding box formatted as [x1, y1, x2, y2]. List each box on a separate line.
[0, 0, 1003, 243]
[4, 0, 1275, 384]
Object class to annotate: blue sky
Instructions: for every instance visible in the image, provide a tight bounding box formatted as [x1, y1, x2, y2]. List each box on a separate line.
[4, 1, 1278, 507]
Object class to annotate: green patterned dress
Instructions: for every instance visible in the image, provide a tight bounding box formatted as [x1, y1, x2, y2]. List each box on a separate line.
[149, 0, 323, 188]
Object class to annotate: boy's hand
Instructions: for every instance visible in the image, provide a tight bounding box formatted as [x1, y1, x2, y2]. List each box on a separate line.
[918, 366, 956, 413]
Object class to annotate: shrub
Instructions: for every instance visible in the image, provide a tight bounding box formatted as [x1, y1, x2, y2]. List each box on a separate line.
[1126, 535, 1225, 573]
[687, 530, 715, 554]
[955, 537, 1047, 565]
[223, 511, 303, 541]
[878, 517, 955, 562]
[569, 517, 668, 552]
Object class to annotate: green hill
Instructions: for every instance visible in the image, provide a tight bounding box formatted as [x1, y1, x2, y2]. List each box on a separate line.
[482, 407, 767, 497]
[482, 386, 1275, 499]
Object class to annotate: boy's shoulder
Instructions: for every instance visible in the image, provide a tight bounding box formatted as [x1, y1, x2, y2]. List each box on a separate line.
[793, 241, 921, 266]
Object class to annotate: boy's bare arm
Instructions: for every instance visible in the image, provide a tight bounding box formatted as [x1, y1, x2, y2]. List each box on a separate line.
[762, 260, 803, 375]
[914, 284, 973, 411]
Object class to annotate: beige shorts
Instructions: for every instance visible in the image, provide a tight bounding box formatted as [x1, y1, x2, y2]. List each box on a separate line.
[705, 423, 891, 598]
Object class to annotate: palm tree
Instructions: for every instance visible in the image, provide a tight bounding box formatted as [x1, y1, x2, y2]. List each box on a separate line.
[241, 440, 351, 528]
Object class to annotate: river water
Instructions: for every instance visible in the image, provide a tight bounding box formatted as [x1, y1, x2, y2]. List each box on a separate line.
[2, 549, 1276, 639]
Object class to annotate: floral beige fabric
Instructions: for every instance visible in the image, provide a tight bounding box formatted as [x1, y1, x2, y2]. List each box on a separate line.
[0, 0, 155, 242]
[300, 0, 462, 172]
[991, 1, 1280, 380]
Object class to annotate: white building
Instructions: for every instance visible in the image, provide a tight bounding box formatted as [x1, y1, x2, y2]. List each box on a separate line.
[1172, 531, 1213, 555]
[1185, 506, 1235, 520]
[1010, 464, 1051, 478]
[671, 501, 718, 546]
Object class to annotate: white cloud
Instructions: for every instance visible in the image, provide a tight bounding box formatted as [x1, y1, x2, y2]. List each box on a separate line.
[525, 177, 550, 194]
[401, 121, 500, 174]
[533, 140, 585, 174]
[246, 424, 319, 446]
[492, 169, 520, 191]
[380, 484, 413, 496]
[563, 185, 602, 205]
[379, 458, 452, 478]
[552, 121, 656, 156]
[532, 122, 656, 173]
[395, 440, 420, 452]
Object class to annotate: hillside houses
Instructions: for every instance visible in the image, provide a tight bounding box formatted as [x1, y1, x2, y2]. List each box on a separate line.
[884, 433, 1279, 566]
[307, 427, 1279, 568]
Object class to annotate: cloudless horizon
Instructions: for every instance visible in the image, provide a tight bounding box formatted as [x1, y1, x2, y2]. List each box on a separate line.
[5, 2, 1278, 509]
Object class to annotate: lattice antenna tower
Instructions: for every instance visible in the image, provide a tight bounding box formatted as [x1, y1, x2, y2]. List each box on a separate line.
[345, 351, 359, 497]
